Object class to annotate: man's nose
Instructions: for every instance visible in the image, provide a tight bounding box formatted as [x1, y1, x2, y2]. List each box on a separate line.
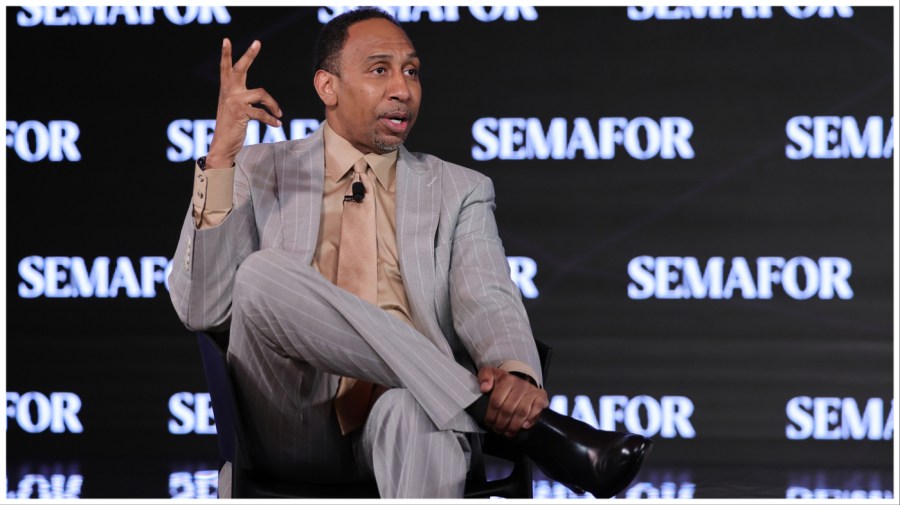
[388, 71, 411, 101]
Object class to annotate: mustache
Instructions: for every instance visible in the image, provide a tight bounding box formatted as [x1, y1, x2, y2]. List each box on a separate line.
[379, 108, 413, 120]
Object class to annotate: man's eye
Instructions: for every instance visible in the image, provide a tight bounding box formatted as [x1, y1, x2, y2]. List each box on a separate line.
[373, 67, 386, 75]
[404, 68, 418, 77]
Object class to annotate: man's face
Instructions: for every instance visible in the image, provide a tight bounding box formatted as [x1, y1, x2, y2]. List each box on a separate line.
[326, 18, 421, 154]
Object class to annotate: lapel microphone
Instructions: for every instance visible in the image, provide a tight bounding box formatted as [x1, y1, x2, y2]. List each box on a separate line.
[344, 181, 366, 203]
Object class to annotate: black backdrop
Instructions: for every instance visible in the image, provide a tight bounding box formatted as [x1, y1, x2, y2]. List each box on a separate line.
[5, 4, 896, 496]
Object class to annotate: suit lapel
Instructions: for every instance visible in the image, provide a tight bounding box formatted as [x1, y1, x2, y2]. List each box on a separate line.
[277, 130, 324, 263]
[396, 147, 449, 355]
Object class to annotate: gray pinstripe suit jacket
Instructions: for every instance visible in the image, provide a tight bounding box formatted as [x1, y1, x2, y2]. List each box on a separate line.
[169, 126, 542, 432]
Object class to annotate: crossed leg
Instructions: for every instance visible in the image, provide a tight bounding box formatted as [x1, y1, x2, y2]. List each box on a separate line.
[226, 249, 481, 495]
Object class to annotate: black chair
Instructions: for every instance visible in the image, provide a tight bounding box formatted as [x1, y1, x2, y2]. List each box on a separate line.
[196, 331, 552, 498]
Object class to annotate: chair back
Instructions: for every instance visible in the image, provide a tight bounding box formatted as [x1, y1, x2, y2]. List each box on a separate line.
[196, 332, 237, 466]
[536, 339, 553, 382]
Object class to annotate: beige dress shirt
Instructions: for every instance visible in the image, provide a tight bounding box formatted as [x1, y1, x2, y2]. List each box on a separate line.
[190, 122, 538, 384]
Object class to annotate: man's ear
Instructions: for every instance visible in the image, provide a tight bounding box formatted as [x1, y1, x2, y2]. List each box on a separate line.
[314, 70, 338, 107]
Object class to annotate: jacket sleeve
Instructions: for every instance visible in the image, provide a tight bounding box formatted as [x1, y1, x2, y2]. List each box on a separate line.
[448, 176, 543, 385]
[168, 150, 262, 332]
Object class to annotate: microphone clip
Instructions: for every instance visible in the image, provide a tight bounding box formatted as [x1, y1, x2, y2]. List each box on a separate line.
[344, 181, 366, 203]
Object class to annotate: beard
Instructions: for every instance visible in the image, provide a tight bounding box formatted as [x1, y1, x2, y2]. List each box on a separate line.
[374, 136, 403, 154]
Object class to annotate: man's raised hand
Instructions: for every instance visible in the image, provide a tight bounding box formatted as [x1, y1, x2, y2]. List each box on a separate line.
[205, 38, 283, 169]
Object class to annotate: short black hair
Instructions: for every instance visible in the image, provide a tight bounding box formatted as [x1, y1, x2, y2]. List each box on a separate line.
[312, 7, 405, 76]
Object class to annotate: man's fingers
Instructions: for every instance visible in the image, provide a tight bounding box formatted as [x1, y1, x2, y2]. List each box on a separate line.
[221, 88, 283, 126]
[245, 88, 282, 118]
[246, 106, 282, 128]
[219, 38, 233, 84]
[495, 394, 525, 436]
[521, 394, 544, 430]
[232, 39, 261, 79]
[484, 385, 510, 429]
[504, 410, 529, 437]
[477, 367, 495, 393]
[501, 384, 539, 437]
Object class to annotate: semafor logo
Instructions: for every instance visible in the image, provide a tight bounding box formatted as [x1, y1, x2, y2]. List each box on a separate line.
[627, 256, 854, 300]
[627, 6, 854, 21]
[472, 117, 695, 161]
[16, 6, 231, 26]
[318, 6, 538, 23]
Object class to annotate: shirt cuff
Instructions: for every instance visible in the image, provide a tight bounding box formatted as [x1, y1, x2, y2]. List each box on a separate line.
[191, 163, 235, 229]
[498, 360, 542, 388]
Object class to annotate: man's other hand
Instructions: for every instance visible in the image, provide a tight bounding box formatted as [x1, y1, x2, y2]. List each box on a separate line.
[477, 367, 549, 438]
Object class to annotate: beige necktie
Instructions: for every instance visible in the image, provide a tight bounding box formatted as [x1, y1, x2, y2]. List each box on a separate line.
[334, 158, 378, 434]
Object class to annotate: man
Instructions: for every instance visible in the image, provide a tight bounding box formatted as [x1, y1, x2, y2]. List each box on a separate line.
[169, 8, 650, 498]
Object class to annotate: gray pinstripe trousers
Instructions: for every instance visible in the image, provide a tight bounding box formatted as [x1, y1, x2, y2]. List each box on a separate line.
[225, 248, 481, 498]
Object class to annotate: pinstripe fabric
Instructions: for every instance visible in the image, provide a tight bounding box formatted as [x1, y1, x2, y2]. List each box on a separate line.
[168, 127, 542, 493]
[355, 389, 471, 498]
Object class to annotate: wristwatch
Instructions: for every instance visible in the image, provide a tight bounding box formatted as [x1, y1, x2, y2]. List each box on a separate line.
[509, 371, 539, 388]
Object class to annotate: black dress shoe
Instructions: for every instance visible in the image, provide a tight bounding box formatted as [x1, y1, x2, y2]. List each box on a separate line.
[521, 408, 653, 498]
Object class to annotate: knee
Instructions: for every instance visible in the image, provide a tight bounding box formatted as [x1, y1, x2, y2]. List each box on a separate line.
[235, 249, 282, 285]
[233, 251, 263, 312]
[234, 249, 322, 297]
[233, 249, 290, 307]
[381, 388, 419, 410]
[371, 389, 430, 431]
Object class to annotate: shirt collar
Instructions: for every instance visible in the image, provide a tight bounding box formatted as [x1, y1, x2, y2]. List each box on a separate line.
[323, 121, 397, 190]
